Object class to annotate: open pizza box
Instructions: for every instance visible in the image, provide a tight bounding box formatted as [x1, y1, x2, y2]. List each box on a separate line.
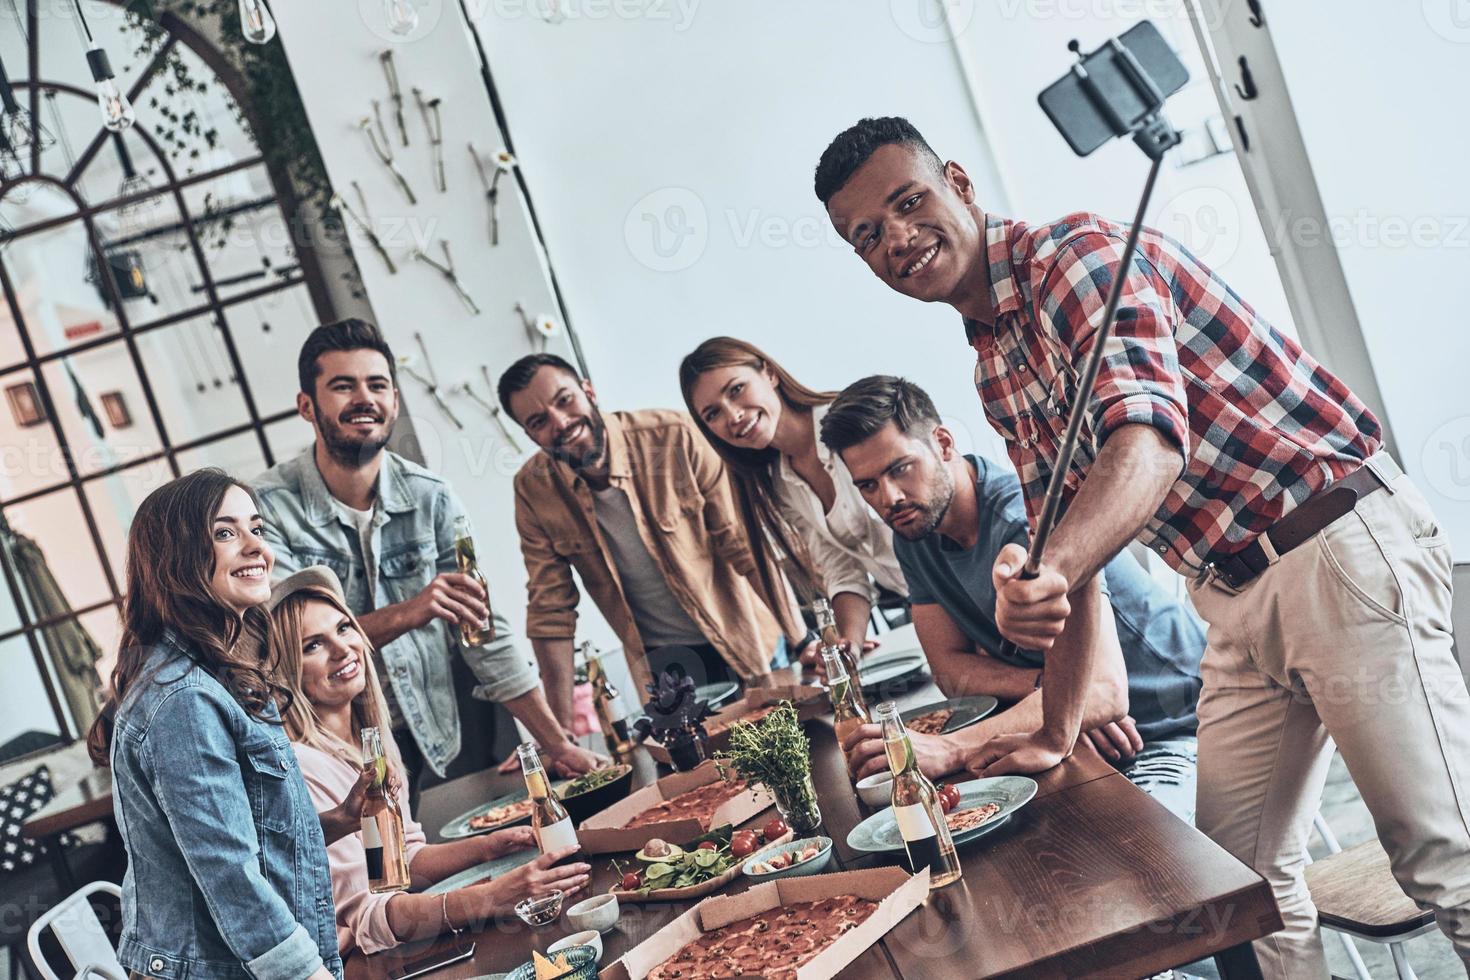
[577, 760, 774, 855]
[598, 865, 931, 980]
[642, 683, 828, 766]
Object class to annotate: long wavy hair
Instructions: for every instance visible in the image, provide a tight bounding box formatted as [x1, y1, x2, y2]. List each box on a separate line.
[88, 468, 290, 766]
[678, 337, 837, 601]
[269, 584, 405, 786]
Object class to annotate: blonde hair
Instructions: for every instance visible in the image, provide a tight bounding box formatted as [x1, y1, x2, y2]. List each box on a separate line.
[268, 586, 405, 785]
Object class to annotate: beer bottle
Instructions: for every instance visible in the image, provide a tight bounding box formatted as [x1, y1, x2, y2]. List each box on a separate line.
[583, 642, 632, 757]
[517, 741, 581, 860]
[360, 727, 411, 893]
[453, 516, 494, 647]
[812, 596, 860, 683]
[822, 645, 870, 777]
[875, 702, 962, 888]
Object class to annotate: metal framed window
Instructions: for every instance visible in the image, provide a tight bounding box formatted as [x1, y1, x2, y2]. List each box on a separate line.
[0, 4, 337, 747]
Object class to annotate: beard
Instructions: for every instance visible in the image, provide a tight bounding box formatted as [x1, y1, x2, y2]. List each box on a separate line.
[886, 464, 956, 541]
[315, 403, 394, 469]
[550, 407, 608, 472]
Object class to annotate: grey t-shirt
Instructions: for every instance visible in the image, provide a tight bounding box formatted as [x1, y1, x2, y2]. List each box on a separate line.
[591, 485, 707, 649]
[894, 455, 1204, 741]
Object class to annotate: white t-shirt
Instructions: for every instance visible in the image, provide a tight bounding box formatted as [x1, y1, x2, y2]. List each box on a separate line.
[590, 485, 707, 649]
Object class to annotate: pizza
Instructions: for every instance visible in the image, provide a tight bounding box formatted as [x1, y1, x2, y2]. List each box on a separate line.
[946, 802, 1002, 833]
[625, 778, 750, 830]
[467, 798, 533, 830]
[645, 895, 879, 980]
[906, 709, 954, 736]
[704, 704, 776, 737]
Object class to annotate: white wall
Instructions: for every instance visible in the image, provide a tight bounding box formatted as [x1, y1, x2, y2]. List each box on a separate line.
[470, 0, 1014, 465]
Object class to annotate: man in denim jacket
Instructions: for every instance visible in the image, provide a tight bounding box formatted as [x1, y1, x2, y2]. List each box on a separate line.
[253, 320, 601, 788]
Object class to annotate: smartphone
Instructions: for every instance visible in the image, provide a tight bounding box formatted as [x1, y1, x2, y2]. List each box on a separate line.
[387, 938, 476, 980]
[1037, 20, 1189, 156]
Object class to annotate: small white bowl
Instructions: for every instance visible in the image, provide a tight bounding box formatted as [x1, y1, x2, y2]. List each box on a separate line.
[548, 929, 603, 962]
[856, 771, 894, 807]
[566, 892, 620, 933]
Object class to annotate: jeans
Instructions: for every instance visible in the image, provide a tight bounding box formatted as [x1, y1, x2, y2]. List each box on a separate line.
[1122, 735, 1199, 826]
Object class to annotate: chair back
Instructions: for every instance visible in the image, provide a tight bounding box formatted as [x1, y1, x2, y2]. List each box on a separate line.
[25, 881, 125, 980]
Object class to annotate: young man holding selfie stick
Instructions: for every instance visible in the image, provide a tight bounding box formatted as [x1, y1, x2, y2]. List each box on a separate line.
[814, 105, 1470, 975]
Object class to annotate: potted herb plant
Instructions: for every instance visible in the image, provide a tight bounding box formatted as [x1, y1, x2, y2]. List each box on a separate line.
[717, 701, 822, 833]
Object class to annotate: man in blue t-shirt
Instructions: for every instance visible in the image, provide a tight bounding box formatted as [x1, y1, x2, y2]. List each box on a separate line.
[821, 375, 1204, 822]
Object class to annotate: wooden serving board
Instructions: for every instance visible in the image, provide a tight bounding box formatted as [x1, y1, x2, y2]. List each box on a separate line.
[606, 830, 793, 904]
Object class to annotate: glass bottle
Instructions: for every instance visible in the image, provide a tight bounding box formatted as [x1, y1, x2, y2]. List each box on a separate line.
[517, 741, 581, 860]
[813, 596, 860, 683]
[822, 645, 870, 776]
[583, 642, 631, 757]
[359, 727, 411, 893]
[453, 516, 494, 647]
[876, 701, 962, 888]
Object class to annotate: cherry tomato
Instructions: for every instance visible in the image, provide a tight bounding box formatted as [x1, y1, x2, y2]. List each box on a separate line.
[762, 817, 790, 840]
[697, 841, 718, 851]
[769, 853, 791, 869]
[937, 784, 961, 813]
[620, 872, 641, 890]
[731, 834, 757, 858]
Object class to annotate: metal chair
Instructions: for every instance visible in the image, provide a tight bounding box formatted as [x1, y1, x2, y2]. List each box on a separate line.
[24, 881, 127, 980]
[1306, 814, 1435, 980]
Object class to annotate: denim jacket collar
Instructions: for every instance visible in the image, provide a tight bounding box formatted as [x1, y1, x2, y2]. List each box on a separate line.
[293, 447, 418, 526]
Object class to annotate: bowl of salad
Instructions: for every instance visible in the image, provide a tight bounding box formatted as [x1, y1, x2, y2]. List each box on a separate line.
[742, 835, 833, 881]
[558, 763, 634, 823]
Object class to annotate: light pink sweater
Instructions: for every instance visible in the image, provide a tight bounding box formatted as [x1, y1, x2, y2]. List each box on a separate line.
[294, 742, 428, 956]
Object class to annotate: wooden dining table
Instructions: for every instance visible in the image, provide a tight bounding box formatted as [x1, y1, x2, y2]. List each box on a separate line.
[346, 670, 1282, 980]
[21, 767, 115, 891]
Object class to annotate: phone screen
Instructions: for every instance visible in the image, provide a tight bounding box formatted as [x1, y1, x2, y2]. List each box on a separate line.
[387, 937, 476, 980]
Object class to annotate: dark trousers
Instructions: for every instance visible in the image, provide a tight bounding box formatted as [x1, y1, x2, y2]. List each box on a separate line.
[644, 643, 736, 689]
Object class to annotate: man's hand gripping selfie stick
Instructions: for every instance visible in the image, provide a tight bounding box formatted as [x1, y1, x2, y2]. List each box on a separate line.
[997, 26, 1183, 664]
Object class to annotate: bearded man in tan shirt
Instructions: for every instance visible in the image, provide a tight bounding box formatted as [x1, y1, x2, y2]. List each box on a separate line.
[497, 353, 809, 725]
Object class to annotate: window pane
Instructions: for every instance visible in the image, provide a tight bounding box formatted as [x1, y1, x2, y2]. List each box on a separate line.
[232, 283, 321, 422]
[39, 346, 164, 480]
[0, 217, 125, 365]
[175, 431, 268, 483]
[0, 634, 65, 747]
[0, 368, 68, 499]
[133, 314, 252, 444]
[265, 413, 315, 467]
[3, 488, 116, 611]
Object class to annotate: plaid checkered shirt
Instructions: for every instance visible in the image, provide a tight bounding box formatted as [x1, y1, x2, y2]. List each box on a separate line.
[964, 212, 1381, 577]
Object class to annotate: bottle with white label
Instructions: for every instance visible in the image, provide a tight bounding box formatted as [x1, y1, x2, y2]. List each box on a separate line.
[583, 642, 632, 757]
[517, 741, 581, 862]
[876, 701, 961, 888]
[360, 727, 411, 893]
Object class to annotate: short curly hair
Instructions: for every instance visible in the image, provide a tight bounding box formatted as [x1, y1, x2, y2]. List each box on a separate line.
[814, 116, 944, 205]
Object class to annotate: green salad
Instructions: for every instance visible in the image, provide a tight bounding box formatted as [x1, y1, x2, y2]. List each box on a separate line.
[561, 764, 628, 797]
[612, 825, 739, 893]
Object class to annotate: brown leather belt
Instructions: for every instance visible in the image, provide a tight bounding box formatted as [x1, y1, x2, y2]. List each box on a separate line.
[1210, 455, 1399, 590]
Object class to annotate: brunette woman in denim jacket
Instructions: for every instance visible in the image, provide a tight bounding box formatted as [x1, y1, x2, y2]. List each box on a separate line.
[88, 469, 340, 980]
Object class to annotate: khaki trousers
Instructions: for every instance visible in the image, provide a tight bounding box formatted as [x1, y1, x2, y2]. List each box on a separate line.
[1188, 469, 1470, 979]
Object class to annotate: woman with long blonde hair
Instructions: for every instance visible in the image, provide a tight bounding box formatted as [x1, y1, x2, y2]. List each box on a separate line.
[680, 337, 906, 662]
[268, 567, 589, 955]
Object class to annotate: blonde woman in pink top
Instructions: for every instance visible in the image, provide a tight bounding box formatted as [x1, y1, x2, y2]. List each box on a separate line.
[267, 566, 590, 955]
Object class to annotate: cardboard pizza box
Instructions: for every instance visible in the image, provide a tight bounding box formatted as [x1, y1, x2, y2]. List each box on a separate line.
[577, 760, 775, 855]
[598, 865, 931, 980]
[642, 684, 828, 766]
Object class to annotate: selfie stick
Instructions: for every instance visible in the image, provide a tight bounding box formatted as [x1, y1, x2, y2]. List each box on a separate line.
[1000, 33, 1181, 656]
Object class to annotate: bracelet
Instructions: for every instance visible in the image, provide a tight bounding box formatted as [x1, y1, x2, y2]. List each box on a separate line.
[440, 892, 461, 937]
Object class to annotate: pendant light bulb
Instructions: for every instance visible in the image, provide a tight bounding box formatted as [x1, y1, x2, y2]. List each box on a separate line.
[238, 0, 277, 44]
[86, 45, 135, 132]
[384, 0, 419, 36]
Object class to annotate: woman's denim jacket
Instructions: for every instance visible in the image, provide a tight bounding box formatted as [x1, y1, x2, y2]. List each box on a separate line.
[110, 629, 341, 980]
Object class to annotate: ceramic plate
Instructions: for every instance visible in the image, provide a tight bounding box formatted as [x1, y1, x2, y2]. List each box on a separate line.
[422, 847, 541, 895]
[845, 776, 1038, 854]
[900, 695, 1000, 735]
[694, 680, 740, 709]
[856, 649, 929, 689]
[438, 779, 571, 840]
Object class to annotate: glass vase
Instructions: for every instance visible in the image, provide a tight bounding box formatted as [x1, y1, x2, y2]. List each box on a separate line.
[769, 772, 822, 833]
